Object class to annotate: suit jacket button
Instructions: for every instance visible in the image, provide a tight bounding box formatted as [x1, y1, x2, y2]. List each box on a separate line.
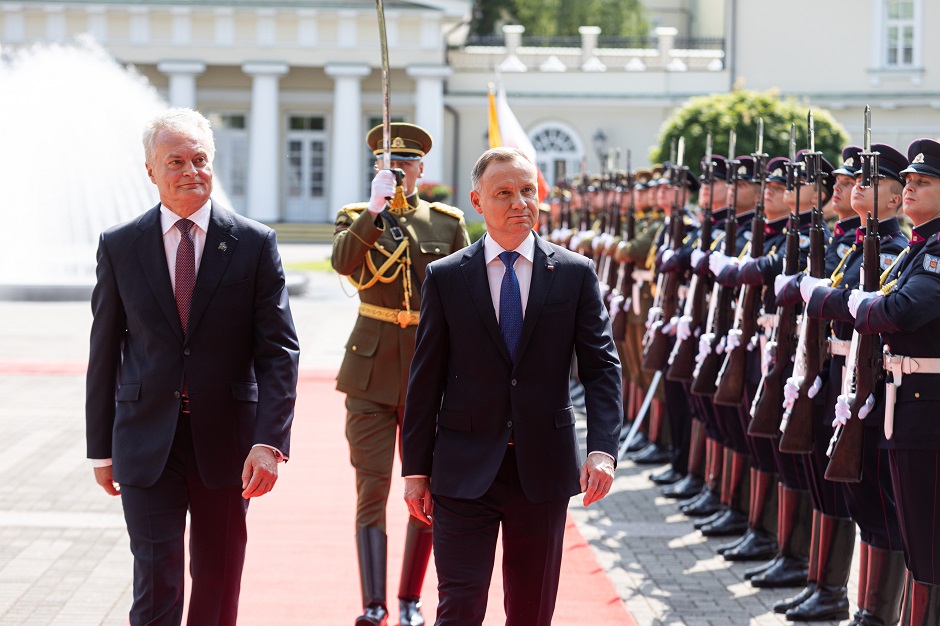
[183, 348, 191, 356]
[173, 391, 181, 399]
[511, 379, 517, 386]
[507, 420, 512, 428]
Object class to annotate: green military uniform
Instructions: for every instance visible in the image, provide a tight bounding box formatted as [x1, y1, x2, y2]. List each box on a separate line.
[331, 122, 470, 626]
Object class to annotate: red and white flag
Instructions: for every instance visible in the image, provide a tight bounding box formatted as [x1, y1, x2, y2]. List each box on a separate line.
[487, 82, 551, 202]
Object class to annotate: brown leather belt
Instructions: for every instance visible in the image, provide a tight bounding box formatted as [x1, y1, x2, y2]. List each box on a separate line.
[359, 303, 420, 328]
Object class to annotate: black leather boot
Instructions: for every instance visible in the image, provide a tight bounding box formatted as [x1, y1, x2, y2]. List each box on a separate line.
[851, 545, 905, 626]
[682, 489, 723, 517]
[649, 466, 683, 485]
[701, 451, 749, 537]
[785, 514, 854, 621]
[356, 527, 389, 626]
[774, 509, 820, 614]
[908, 580, 940, 626]
[724, 468, 778, 561]
[662, 472, 705, 498]
[750, 486, 811, 589]
[744, 556, 778, 580]
[398, 523, 432, 626]
[628, 441, 672, 464]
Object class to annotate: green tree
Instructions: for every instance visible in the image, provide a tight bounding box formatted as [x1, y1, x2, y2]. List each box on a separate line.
[471, 0, 648, 37]
[651, 89, 850, 171]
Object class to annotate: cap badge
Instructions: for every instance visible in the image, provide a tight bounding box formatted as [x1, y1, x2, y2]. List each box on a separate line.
[392, 137, 405, 148]
[844, 157, 854, 167]
[913, 153, 926, 164]
[772, 168, 783, 178]
[738, 165, 748, 175]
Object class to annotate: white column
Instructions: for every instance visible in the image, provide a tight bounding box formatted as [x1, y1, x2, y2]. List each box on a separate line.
[242, 62, 289, 222]
[325, 63, 370, 212]
[406, 65, 452, 184]
[157, 61, 206, 110]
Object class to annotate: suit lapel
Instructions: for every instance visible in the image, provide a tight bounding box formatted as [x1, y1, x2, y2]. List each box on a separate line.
[461, 238, 513, 365]
[516, 234, 555, 362]
[186, 202, 237, 342]
[135, 205, 183, 343]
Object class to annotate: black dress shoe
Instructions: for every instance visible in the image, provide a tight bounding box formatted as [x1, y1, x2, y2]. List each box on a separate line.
[744, 556, 779, 580]
[784, 585, 849, 621]
[750, 555, 809, 588]
[723, 528, 778, 561]
[356, 604, 389, 626]
[628, 442, 672, 465]
[700, 509, 748, 537]
[622, 430, 650, 453]
[399, 599, 424, 626]
[773, 583, 816, 614]
[716, 530, 749, 555]
[650, 467, 683, 485]
[693, 507, 727, 529]
[682, 491, 723, 517]
[662, 474, 705, 499]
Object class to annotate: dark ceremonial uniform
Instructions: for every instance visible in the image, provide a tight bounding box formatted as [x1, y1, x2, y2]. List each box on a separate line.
[332, 122, 470, 625]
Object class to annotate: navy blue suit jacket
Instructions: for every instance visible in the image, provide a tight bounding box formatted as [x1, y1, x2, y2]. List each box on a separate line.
[401, 233, 622, 504]
[85, 202, 299, 489]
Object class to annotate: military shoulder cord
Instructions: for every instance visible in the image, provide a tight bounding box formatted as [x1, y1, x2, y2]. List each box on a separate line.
[346, 237, 415, 318]
[879, 246, 909, 294]
[829, 243, 856, 288]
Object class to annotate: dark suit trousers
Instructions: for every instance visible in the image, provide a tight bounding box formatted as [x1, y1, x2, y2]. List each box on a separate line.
[120, 414, 249, 626]
[431, 446, 568, 626]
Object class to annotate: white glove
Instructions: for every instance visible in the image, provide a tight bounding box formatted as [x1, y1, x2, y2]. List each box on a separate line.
[368, 169, 396, 214]
[715, 335, 727, 354]
[662, 316, 678, 335]
[832, 394, 852, 428]
[708, 252, 737, 277]
[646, 306, 662, 329]
[858, 393, 875, 419]
[677, 315, 693, 341]
[568, 233, 582, 251]
[800, 276, 832, 303]
[592, 233, 607, 251]
[848, 289, 881, 318]
[774, 274, 795, 297]
[806, 375, 823, 399]
[661, 249, 676, 265]
[783, 376, 801, 410]
[696, 333, 714, 364]
[725, 330, 742, 352]
[691, 249, 707, 267]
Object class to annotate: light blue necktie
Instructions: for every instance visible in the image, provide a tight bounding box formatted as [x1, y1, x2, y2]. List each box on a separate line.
[498, 250, 523, 363]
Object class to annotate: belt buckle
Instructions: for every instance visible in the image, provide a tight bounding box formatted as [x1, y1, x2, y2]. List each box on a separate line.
[397, 310, 411, 328]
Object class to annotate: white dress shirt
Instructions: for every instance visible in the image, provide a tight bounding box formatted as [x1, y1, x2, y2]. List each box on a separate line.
[483, 231, 535, 319]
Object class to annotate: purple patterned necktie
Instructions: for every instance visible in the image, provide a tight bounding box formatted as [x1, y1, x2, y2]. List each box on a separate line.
[174, 219, 196, 334]
[499, 250, 523, 363]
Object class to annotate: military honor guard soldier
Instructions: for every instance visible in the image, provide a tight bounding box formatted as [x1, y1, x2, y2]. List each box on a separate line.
[331, 122, 470, 626]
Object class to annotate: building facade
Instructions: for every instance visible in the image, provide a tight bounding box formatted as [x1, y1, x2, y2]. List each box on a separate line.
[2, 0, 938, 223]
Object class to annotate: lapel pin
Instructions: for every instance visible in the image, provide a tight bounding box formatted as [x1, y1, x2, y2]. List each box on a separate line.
[218, 242, 227, 252]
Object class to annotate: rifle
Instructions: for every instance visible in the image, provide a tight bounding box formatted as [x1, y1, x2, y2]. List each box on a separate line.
[691, 131, 738, 396]
[780, 112, 828, 453]
[610, 154, 637, 343]
[667, 134, 714, 381]
[826, 106, 880, 482]
[749, 123, 803, 438]
[714, 120, 766, 405]
[599, 151, 623, 299]
[643, 139, 689, 372]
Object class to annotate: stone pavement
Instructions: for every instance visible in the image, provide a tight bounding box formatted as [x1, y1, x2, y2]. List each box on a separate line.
[0, 243, 856, 625]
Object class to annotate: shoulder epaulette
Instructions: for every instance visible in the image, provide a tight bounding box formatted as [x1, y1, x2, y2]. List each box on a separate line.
[340, 202, 369, 219]
[429, 202, 464, 219]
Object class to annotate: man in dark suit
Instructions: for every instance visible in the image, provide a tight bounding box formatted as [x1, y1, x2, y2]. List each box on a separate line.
[85, 108, 299, 626]
[401, 147, 622, 625]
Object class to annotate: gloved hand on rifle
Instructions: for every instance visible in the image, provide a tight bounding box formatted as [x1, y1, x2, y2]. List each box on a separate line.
[368, 169, 397, 214]
[783, 375, 822, 411]
[800, 276, 831, 303]
[848, 289, 882, 318]
[677, 315, 693, 341]
[832, 393, 875, 427]
[708, 251, 738, 277]
[725, 329, 741, 352]
[691, 249, 707, 270]
[696, 333, 714, 364]
[662, 316, 677, 335]
[646, 306, 662, 329]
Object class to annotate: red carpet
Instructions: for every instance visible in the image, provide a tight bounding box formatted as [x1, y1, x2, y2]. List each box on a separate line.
[236, 371, 635, 625]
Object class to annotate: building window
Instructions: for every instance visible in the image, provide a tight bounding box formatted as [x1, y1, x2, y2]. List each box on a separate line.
[208, 113, 248, 212]
[530, 122, 584, 188]
[883, 0, 919, 67]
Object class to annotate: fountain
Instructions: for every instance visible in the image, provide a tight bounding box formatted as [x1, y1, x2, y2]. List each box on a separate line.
[0, 36, 237, 300]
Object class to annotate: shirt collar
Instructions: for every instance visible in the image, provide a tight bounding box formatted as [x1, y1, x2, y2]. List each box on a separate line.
[912, 215, 940, 244]
[833, 215, 861, 237]
[160, 200, 212, 235]
[483, 231, 536, 265]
